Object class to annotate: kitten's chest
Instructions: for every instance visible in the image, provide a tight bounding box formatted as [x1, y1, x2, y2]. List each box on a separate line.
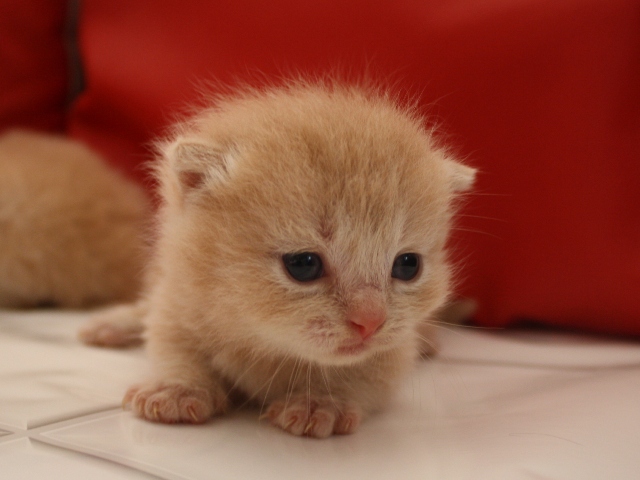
[210, 348, 347, 404]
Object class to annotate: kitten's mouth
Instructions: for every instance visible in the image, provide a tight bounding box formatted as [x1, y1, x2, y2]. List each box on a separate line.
[335, 341, 368, 356]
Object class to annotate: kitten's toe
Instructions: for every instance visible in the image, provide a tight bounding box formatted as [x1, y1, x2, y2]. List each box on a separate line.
[332, 406, 361, 435]
[266, 397, 332, 437]
[124, 382, 228, 424]
[265, 395, 361, 438]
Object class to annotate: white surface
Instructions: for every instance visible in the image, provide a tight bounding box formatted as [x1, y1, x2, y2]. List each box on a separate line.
[1, 309, 640, 479]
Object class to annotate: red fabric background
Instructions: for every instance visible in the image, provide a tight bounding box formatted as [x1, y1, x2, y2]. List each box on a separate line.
[0, 0, 68, 132]
[2, 0, 639, 335]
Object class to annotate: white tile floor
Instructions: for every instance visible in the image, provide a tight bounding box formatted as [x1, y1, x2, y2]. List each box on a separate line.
[2, 309, 640, 480]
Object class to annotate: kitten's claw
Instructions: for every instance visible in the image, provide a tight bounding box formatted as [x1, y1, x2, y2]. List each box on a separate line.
[265, 395, 362, 438]
[187, 406, 199, 423]
[286, 417, 299, 431]
[303, 419, 317, 435]
[124, 382, 227, 424]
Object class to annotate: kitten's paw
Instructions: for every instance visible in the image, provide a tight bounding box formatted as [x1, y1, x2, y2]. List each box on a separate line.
[124, 382, 228, 424]
[79, 303, 145, 347]
[264, 395, 361, 438]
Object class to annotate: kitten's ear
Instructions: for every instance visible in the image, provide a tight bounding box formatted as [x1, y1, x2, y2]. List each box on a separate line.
[444, 158, 477, 192]
[165, 137, 235, 191]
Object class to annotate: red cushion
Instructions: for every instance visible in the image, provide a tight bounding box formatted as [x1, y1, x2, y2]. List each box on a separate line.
[67, 0, 640, 335]
[0, 0, 68, 132]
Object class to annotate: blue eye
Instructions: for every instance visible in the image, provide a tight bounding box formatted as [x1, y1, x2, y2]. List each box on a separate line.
[282, 253, 324, 282]
[392, 253, 420, 281]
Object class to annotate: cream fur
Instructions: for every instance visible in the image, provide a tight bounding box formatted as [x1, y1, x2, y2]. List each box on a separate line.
[0, 130, 149, 308]
[87, 81, 475, 438]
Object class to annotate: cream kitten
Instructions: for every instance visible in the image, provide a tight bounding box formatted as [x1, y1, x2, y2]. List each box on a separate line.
[81, 81, 475, 437]
[0, 130, 149, 309]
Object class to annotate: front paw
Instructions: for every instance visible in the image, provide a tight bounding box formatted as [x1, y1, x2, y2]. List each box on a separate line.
[264, 394, 362, 438]
[124, 382, 228, 424]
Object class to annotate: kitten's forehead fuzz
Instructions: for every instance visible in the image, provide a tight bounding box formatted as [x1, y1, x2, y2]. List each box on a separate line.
[158, 84, 476, 269]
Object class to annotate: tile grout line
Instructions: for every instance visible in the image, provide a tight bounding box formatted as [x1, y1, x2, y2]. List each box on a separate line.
[28, 436, 169, 480]
[33, 433, 188, 480]
[1, 409, 184, 480]
[0, 409, 122, 443]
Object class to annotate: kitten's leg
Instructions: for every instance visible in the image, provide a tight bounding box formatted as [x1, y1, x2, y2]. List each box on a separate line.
[78, 301, 147, 347]
[124, 326, 228, 424]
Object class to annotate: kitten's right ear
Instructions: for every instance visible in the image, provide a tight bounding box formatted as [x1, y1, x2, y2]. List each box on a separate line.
[443, 158, 477, 193]
[165, 137, 235, 191]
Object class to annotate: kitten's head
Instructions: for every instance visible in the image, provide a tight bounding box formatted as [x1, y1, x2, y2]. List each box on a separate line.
[156, 82, 475, 366]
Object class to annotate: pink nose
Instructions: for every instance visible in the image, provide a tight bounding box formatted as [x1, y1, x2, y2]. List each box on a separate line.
[348, 310, 385, 340]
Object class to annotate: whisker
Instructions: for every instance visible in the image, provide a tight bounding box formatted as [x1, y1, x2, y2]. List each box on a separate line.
[426, 318, 504, 330]
[416, 332, 439, 354]
[284, 355, 304, 415]
[330, 366, 357, 393]
[462, 191, 512, 198]
[454, 213, 506, 223]
[222, 352, 266, 405]
[306, 362, 312, 417]
[320, 366, 341, 414]
[254, 350, 292, 417]
[449, 226, 502, 240]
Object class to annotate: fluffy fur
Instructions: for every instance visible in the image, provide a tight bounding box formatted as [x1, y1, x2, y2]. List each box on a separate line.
[0, 130, 149, 308]
[81, 81, 475, 437]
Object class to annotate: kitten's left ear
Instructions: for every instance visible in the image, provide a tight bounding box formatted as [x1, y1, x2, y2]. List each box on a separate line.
[444, 158, 477, 192]
[165, 137, 236, 191]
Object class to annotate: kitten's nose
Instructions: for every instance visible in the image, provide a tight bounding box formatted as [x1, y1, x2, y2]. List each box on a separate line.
[348, 310, 385, 340]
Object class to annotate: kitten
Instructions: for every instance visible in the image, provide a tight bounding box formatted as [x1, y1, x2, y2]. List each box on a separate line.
[0, 130, 149, 309]
[81, 81, 475, 437]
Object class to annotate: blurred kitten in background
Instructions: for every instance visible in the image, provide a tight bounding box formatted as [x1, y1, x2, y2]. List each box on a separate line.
[0, 130, 149, 309]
